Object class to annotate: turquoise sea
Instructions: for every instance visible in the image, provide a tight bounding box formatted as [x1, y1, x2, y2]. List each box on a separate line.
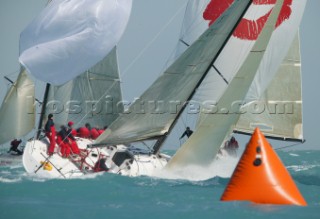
[0, 150, 319, 219]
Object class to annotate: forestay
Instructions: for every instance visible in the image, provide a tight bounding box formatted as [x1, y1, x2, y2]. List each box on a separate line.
[166, 0, 284, 169]
[19, 0, 132, 85]
[0, 68, 35, 144]
[95, 0, 252, 146]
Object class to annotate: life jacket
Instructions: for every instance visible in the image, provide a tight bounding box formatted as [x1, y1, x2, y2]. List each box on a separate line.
[78, 127, 90, 138]
[91, 128, 100, 139]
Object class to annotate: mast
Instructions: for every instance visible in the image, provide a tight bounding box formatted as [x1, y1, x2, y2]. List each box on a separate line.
[152, 0, 252, 154]
[36, 83, 50, 139]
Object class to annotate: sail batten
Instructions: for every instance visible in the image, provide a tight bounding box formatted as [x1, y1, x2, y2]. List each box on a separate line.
[95, 0, 253, 146]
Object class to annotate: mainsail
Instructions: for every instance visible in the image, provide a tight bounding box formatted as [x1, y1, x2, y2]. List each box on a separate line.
[0, 68, 35, 144]
[95, 0, 252, 146]
[166, 0, 285, 169]
[19, 0, 132, 85]
[43, 47, 124, 129]
[234, 33, 303, 141]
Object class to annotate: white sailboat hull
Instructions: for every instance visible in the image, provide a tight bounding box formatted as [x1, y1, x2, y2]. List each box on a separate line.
[22, 138, 170, 178]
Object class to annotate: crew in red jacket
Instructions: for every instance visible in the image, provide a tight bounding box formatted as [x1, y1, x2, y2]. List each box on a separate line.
[97, 126, 108, 136]
[45, 114, 56, 156]
[67, 121, 77, 136]
[56, 126, 71, 158]
[66, 122, 80, 155]
[77, 125, 90, 138]
[90, 127, 100, 140]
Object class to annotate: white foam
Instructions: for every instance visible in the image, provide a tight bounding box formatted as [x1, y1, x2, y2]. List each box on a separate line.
[153, 154, 240, 181]
[286, 164, 317, 172]
[289, 153, 300, 157]
[0, 176, 22, 183]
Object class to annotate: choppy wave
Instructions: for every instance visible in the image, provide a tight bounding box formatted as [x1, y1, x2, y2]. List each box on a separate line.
[287, 164, 319, 172]
[0, 176, 22, 183]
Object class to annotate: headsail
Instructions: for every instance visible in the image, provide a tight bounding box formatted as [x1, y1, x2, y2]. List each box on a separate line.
[43, 47, 124, 129]
[0, 68, 35, 144]
[166, 0, 284, 169]
[19, 0, 132, 85]
[234, 33, 303, 141]
[95, 0, 252, 146]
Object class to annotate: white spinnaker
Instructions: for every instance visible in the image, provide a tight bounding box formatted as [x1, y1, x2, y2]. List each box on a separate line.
[0, 68, 35, 144]
[166, 0, 284, 169]
[95, 0, 252, 146]
[234, 33, 303, 140]
[44, 47, 123, 129]
[19, 0, 132, 85]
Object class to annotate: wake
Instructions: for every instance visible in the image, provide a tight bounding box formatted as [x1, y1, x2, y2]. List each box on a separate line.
[153, 153, 240, 181]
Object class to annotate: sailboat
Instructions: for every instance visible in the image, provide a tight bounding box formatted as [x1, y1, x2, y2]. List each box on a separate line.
[22, 48, 128, 178]
[0, 68, 35, 165]
[162, 0, 306, 174]
[17, 0, 245, 178]
[0, 0, 132, 177]
[90, 0, 306, 178]
[19, 0, 305, 178]
[22, 0, 253, 178]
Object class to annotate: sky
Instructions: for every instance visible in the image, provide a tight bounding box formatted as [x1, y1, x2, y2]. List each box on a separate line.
[0, 0, 319, 150]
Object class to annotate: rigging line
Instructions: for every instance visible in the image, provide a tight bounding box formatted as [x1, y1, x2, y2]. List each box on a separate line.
[212, 65, 229, 84]
[180, 3, 210, 40]
[180, 113, 187, 128]
[73, 2, 188, 130]
[122, 2, 187, 75]
[162, 3, 208, 72]
[2, 69, 20, 78]
[141, 141, 152, 151]
[275, 141, 305, 151]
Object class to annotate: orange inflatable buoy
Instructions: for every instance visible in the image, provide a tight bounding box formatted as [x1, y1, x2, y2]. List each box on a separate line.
[220, 128, 307, 206]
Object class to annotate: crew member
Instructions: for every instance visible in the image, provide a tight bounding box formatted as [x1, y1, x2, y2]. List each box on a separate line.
[56, 125, 71, 158]
[67, 121, 77, 136]
[229, 137, 239, 149]
[224, 136, 239, 157]
[93, 158, 109, 172]
[66, 122, 80, 155]
[97, 126, 107, 135]
[77, 124, 90, 138]
[8, 139, 23, 155]
[90, 126, 100, 140]
[179, 127, 193, 139]
[45, 114, 56, 156]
